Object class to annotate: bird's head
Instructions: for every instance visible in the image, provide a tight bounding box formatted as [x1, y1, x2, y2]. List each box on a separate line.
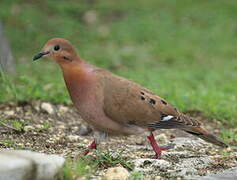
[33, 38, 79, 65]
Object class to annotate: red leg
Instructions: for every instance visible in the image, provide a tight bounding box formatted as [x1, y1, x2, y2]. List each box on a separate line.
[82, 140, 97, 155]
[147, 132, 173, 159]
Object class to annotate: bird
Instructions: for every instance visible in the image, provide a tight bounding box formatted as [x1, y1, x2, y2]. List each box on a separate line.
[33, 38, 228, 158]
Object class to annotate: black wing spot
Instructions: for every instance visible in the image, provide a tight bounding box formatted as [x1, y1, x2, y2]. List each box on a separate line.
[174, 107, 178, 112]
[141, 96, 145, 100]
[140, 91, 145, 95]
[161, 100, 168, 105]
[149, 98, 156, 105]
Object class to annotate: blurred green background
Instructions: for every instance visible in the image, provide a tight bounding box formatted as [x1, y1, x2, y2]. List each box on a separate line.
[0, 0, 236, 143]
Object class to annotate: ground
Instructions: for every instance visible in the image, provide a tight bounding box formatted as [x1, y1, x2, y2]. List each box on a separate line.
[0, 101, 236, 179]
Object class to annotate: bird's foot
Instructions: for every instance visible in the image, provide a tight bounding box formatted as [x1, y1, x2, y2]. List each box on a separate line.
[147, 132, 174, 159]
[82, 140, 97, 155]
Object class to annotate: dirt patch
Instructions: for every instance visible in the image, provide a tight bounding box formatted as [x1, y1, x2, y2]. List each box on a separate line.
[0, 101, 236, 179]
[0, 101, 90, 156]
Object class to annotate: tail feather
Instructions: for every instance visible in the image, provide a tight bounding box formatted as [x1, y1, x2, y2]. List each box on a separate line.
[148, 113, 228, 148]
[184, 127, 228, 148]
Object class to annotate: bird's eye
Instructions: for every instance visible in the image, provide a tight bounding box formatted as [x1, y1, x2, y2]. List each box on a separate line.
[54, 45, 60, 51]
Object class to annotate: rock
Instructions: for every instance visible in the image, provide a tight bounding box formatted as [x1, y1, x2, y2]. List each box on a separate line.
[171, 137, 210, 150]
[0, 150, 65, 180]
[104, 167, 130, 180]
[133, 137, 215, 179]
[0, 153, 34, 180]
[41, 102, 54, 114]
[197, 167, 237, 180]
[4, 110, 14, 116]
[77, 125, 92, 136]
[172, 157, 213, 177]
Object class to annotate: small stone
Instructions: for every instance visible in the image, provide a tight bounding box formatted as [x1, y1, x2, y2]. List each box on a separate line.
[16, 107, 21, 112]
[76, 177, 87, 180]
[104, 167, 130, 180]
[58, 106, 69, 114]
[41, 102, 54, 114]
[24, 125, 34, 132]
[4, 110, 14, 116]
[135, 138, 144, 145]
[83, 139, 89, 144]
[35, 124, 43, 129]
[25, 142, 31, 146]
[67, 135, 80, 142]
[155, 176, 162, 180]
[156, 133, 169, 144]
[58, 125, 66, 129]
[72, 126, 79, 131]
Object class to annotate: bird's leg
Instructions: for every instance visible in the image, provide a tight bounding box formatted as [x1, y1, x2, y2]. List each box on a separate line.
[147, 132, 173, 159]
[82, 140, 97, 155]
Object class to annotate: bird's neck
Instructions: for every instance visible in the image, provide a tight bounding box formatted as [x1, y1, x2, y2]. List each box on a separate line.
[61, 62, 95, 105]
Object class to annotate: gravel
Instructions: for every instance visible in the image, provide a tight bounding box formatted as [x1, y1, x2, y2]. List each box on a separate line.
[0, 101, 236, 179]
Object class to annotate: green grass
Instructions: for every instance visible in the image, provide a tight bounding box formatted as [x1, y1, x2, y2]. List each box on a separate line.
[59, 150, 134, 180]
[0, 139, 15, 147]
[130, 171, 144, 180]
[0, 1, 236, 140]
[0, 119, 25, 132]
[41, 123, 51, 131]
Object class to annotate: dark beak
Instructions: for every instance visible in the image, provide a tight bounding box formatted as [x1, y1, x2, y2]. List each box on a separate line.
[33, 51, 50, 61]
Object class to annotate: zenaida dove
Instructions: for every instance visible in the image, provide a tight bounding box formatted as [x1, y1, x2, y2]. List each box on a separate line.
[33, 38, 228, 158]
